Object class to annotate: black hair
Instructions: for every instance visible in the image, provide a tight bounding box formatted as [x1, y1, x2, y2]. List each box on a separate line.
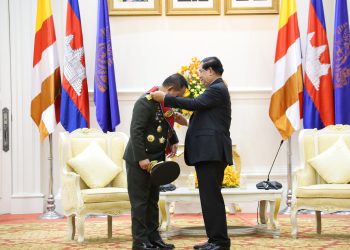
[162, 73, 189, 90]
[201, 57, 224, 75]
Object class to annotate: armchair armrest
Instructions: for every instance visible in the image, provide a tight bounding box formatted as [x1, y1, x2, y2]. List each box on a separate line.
[293, 164, 317, 189]
[292, 167, 303, 195]
[61, 171, 84, 214]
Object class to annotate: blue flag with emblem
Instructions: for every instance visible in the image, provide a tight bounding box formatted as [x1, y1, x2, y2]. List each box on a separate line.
[333, 0, 350, 124]
[94, 0, 120, 132]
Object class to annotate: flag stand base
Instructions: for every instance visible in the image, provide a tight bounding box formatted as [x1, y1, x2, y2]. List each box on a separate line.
[39, 135, 64, 220]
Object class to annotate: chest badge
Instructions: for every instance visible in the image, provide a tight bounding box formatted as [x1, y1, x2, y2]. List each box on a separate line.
[147, 135, 155, 142]
[159, 137, 166, 144]
[157, 125, 162, 133]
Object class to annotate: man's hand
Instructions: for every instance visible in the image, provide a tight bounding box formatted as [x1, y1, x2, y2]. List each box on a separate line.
[167, 144, 178, 158]
[174, 112, 188, 126]
[150, 91, 166, 102]
[139, 159, 150, 170]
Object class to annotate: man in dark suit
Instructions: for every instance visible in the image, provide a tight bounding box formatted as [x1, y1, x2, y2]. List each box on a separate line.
[151, 57, 232, 250]
[123, 73, 188, 250]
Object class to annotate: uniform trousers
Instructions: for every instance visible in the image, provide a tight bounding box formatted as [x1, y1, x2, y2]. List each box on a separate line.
[126, 160, 162, 245]
[195, 161, 231, 247]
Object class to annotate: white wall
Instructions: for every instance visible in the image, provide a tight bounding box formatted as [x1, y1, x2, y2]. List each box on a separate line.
[1, 0, 342, 213]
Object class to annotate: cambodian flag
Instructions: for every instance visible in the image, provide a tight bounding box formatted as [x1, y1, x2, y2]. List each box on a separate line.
[61, 0, 90, 132]
[94, 0, 120, 132]
[303, 0, 334, 129]
[333, 0, 350, 125]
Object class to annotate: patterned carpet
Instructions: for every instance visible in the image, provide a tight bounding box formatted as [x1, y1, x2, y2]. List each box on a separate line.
[0, 213, 349, 249]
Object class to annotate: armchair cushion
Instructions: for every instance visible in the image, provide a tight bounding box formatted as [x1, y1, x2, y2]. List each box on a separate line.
[308, 137, 350, 184]
[81, 187, 129, 203]
[68, 141, 122, 188]
[296, 184, 350, 198]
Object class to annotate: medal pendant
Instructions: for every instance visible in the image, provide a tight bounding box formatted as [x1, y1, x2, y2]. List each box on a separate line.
[147, 135, 155, 142]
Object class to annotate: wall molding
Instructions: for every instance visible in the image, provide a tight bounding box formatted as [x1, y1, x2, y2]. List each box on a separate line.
[88, 88, 272, 102]
[12, 193, 44, 198]
[11, 196, 44, 214]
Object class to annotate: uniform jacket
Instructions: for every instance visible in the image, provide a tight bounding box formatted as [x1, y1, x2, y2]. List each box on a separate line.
[123, 93, 178, 164]
[164, 78, 233, 166]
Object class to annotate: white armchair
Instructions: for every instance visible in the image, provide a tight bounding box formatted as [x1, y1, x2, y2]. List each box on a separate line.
[59, 128, 130, 242]
[291, 125, 350, 238]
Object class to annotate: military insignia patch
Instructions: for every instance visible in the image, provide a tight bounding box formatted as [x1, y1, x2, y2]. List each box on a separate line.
[145, 94, 152, 100]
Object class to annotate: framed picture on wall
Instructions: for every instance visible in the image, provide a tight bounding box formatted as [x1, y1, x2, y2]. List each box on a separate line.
[166, 0, 220, 16]
[225, 0, 279, 15]
[108, 0, 162, 16]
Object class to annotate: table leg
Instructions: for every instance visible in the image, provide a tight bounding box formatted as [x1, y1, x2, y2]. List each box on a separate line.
[259, 200, 267, 225]
[268, 201, 277, 229]
[273, 198, 281, 227]
[268, 200, 281, 238]
[159, 200, 170, 232]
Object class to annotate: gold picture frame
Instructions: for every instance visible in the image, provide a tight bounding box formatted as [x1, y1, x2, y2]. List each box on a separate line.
[225, 0, 279, 15]
[108, 0, 162, 16]
[166, 0, 220, 16]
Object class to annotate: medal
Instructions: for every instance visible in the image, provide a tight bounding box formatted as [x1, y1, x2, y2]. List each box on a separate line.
[164, 110, 174, 118]
[147, 135, 155, 142]
[157, 125, 162, 133]
[159, 137, 165, 144]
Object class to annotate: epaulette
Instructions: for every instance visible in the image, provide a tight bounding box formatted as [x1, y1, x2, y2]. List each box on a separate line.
[145, 94, 152, 101]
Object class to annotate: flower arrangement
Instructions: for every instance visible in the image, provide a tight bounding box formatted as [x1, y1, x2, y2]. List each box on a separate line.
[177, 57, 206, 118]
[222, 165, 240, 187]
[194, 165, 240, 188]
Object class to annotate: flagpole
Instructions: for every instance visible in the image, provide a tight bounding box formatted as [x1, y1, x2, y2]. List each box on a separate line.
[40, 134, 64, 219]
[280, 138, 292, 214]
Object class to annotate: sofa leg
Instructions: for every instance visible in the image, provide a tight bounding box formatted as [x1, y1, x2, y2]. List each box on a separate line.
[67, 215, 76, 240]
[291, 206, 298, 238]
[77, 215, 86, 243]
[108, 215, 112, 239]
[316, 211, 322, 234]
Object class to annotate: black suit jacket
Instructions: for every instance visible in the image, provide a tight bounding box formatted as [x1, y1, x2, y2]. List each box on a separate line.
[164, 78, 233, 166]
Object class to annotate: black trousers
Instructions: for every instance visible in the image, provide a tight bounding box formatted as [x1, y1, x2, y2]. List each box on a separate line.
[195, 161, 230, 247]
[126, 160, 161, 244]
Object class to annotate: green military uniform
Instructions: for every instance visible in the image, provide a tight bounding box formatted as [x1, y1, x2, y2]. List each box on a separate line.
[123, 93, 178, 246]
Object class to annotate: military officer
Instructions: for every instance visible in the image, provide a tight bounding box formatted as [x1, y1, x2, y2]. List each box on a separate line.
[123, 73, 188, 250]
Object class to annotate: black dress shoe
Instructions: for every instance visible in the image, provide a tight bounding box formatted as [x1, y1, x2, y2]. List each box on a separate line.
[150, 239, 175, 249]
[132, 242, 160, 250]
[194, 241, 210, 249]
[197, 242, 230, 250]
